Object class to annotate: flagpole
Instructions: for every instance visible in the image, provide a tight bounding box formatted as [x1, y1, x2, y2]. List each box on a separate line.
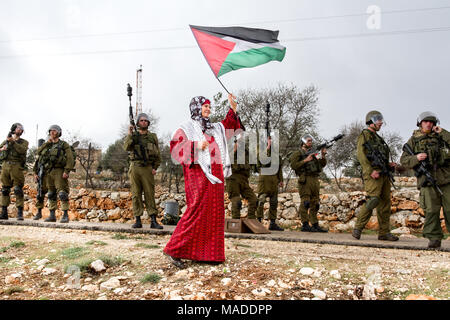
[216, 77, 230, 95]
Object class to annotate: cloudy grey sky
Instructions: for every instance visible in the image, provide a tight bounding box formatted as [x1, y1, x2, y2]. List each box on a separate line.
[1, 0, 449, 150]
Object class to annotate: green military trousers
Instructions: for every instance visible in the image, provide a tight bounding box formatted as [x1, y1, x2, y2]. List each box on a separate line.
[0, 162, 25, 208]
[226, 174, 257, 219]
[355, 174, 392, 235]
[420, 183, 450, 240]
[129, 163, 157, 217]
[298, 175, 320, 225]
[46, 168, 70, 211]
[256, 175, 279, 220]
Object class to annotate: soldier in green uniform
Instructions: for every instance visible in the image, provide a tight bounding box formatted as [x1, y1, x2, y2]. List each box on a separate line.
[32, 139, 47, 220]
[290, 134, 328, 232]
[256, 137, 283, 231]
[352, 111, 399, 241]
[35, 125, 74, 223]
[226, 133, 258, 219]
[400, 112, 450, 249]
[124, 113, 162, 229]
[0, 123, 28, 220]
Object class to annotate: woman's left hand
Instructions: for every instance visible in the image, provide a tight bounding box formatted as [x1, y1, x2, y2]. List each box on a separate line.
[228, 93, 237, 113]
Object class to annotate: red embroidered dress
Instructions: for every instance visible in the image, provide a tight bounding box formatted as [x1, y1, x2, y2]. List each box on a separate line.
[164, 108, 240, 262]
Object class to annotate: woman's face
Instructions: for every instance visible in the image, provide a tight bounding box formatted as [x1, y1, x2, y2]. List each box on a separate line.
[201, 103, 211, 118]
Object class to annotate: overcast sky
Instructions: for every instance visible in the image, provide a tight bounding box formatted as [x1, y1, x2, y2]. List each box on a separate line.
[1, 0, 449, 150]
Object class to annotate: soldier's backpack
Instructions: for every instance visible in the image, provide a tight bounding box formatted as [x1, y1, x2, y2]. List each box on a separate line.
[68, 141, 80, 172]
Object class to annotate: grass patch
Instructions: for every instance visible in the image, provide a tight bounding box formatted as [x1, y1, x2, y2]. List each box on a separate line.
[98, 255, 125, 267]
[9, 241, 25, 248]
[85, 240, 107, 246]
[0, 247, 8, 253]
[0, 257, 12, 263]
[5, 286, 24, 295]
[135, 243, 159, 249]
[140, 273, 162, 284]
[61, 247, 89, 260]
[64, 258, 95, 274]
[111, 233, 128, 240]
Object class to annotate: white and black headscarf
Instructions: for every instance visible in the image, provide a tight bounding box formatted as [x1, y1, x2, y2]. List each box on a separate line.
[172, 96, 232, 184]
[189, 96, 213, 133]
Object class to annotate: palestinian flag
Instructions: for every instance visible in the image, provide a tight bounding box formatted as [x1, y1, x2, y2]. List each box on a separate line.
[190, 25, 286, 77]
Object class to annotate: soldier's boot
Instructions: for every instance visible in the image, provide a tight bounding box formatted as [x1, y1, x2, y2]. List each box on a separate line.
[0, 207, 8, 220]
[16, 207, 24, 221]
[33, 208, 42, 220]
[44, 210, 57, 222]
[352, 229, 362, 240]
[150, 215, 163, 230]
[428, 239, 441, 249]
[311, 223, 328, 233]
[301, 223, 312, 232]
[132, 216, 142, 229]
[269, 219, 284, 231]
[378, 233, 399, 241]
[59, 211, 69, 223]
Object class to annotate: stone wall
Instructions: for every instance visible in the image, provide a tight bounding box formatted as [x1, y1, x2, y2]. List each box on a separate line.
[10, 177, 447, 234]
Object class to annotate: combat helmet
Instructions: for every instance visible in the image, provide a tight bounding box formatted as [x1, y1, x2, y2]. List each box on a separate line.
[365, 110, 384, 125]
[48, 125, 62, 137]
[416, 111, 440, 127]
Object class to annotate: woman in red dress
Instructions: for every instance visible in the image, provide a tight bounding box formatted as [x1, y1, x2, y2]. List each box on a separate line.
[164, 93, 241, 268]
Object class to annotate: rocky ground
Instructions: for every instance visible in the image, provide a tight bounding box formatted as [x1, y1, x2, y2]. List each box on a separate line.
[0, 225, 448, 300]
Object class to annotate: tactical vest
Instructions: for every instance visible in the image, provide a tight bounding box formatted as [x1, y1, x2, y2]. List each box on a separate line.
[412, 131, 449, 168]
[40, 141, 68, 170]
[0, 139, 27, 165]
[129, 132, 159, 166]
[291, 149, 322, 177]
[362, 129, 390, 167]
[231, 145, 253, 177]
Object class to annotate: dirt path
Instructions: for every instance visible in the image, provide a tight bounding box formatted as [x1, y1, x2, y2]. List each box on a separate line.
[0, 225, 448, 300]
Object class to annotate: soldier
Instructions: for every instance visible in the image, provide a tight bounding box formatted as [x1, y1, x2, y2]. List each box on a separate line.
[256, 137, 284, 231]
[352, 111, 399, 241]
[290, 134, 328, 232]
[35, 125, 74, 223]
[32, 139, 48, 220]
[400, 112, 450, 249]
[124, 113, 162, 229]
[226, 133, 258, 220]
[0, 123, 29, 220]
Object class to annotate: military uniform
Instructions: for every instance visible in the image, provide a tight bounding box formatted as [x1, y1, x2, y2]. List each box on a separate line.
[354, 128, 396, 239]
[36, 139, 74, 222]
[0, 136, 28, 219]
[256, 144, 283, 230]
[400, 127, 450, 246]
[226, 141, 257, 219]
[124, 130, 161, 226]
[290, 147, 327, 231]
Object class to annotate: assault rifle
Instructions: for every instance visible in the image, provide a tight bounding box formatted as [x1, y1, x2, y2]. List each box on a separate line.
[305, 134, 345, 157]
[36, 139, 46, 200]
[127, 83, 148, 166]
[265, 102, 271, 139]
[402, 143, 443, 196]
[363, 140, 396, 188]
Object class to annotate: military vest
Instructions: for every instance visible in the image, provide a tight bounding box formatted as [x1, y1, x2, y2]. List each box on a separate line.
[0, 138, 27, 165]
[230, 144, 254, 177]
[291, 149, 323, 177]
[362, 129, 390, 168]
[411, 130, 449, 168]
[129, 132, 160, 166]
[39, 140, 69, 170]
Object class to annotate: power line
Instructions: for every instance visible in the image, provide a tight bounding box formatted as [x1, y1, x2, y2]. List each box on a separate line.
[1, 25, 449, 60]
[1, 5, 450, 44]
